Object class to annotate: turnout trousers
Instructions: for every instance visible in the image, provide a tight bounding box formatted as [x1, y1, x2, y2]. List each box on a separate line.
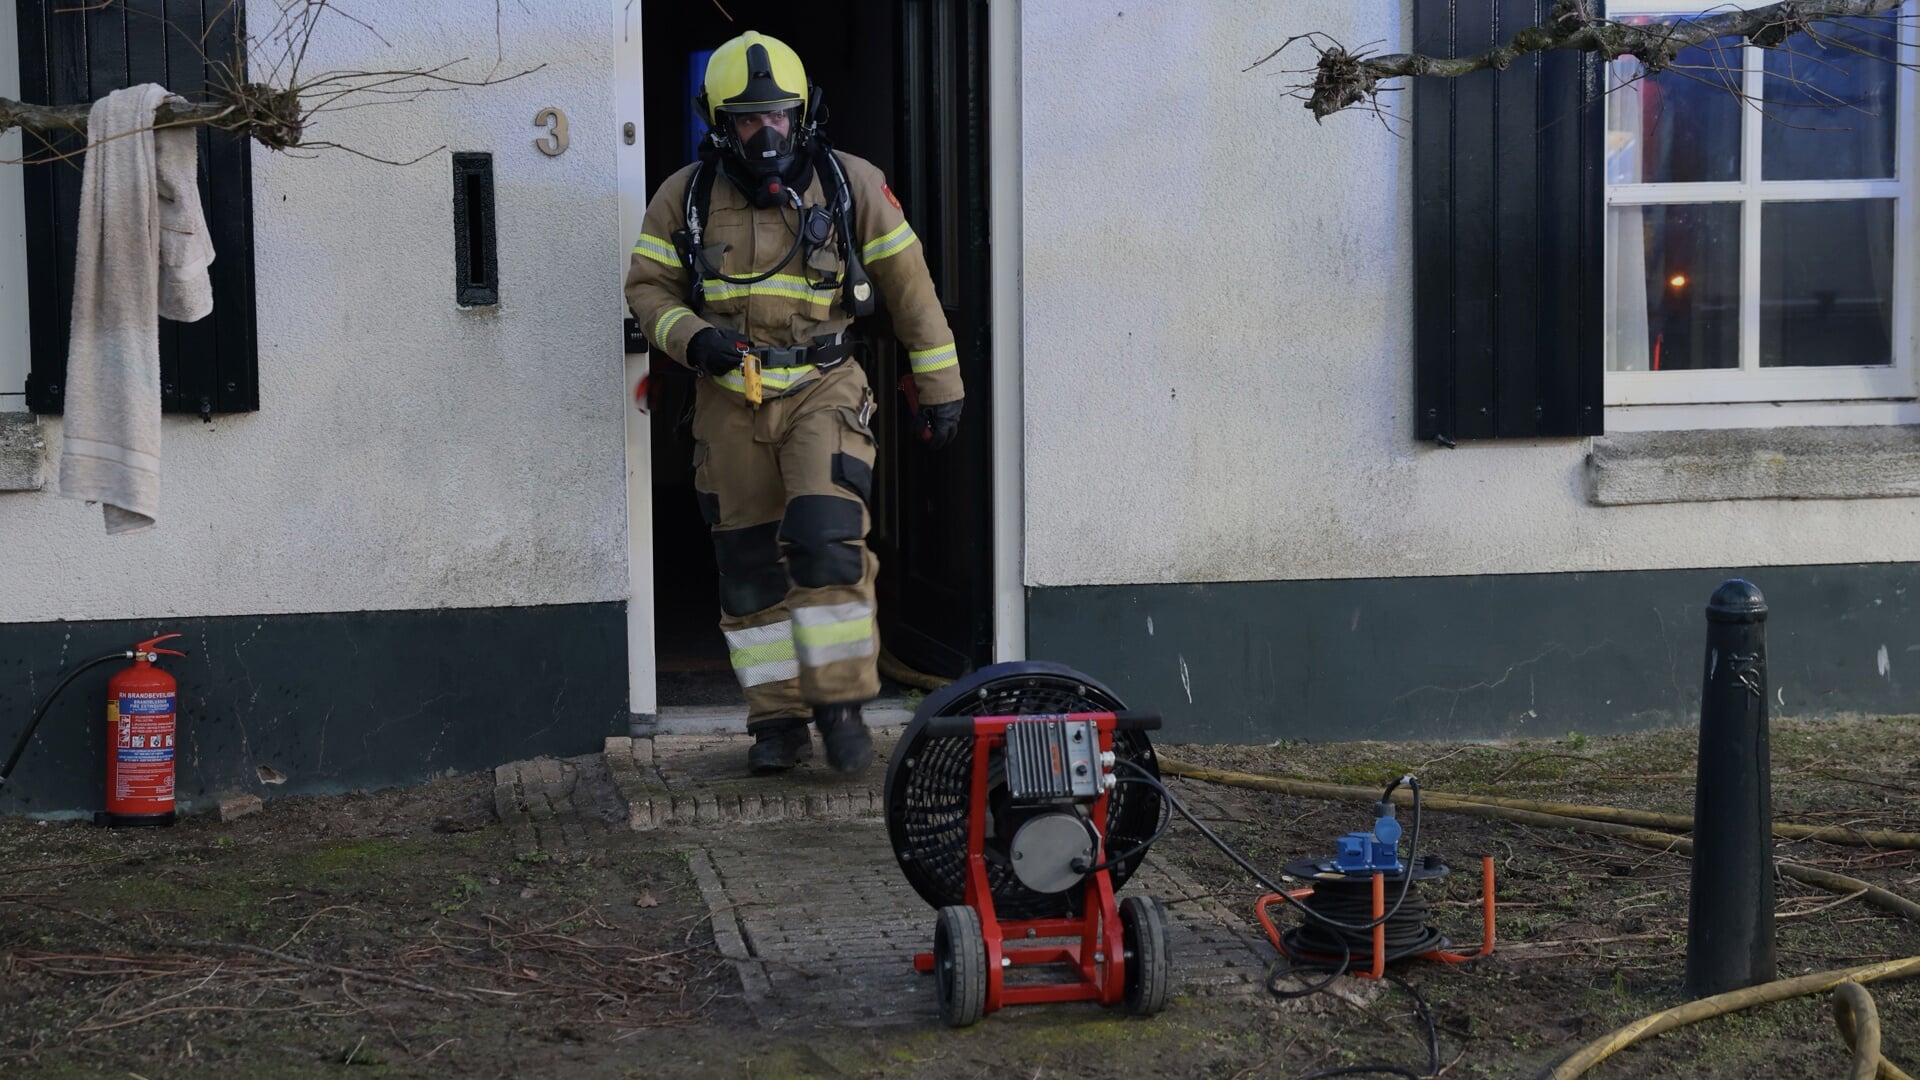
[691, 363, 882, 724]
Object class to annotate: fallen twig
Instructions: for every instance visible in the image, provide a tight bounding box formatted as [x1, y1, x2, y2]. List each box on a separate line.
[1778, 888, 1873, 920]
[15, 901, 475, 1002]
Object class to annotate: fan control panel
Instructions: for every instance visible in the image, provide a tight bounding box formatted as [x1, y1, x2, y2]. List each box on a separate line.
[1003, 717, 1106, 802]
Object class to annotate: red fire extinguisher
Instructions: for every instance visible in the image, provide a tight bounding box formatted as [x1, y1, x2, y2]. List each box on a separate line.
[104, 633, 187, 827]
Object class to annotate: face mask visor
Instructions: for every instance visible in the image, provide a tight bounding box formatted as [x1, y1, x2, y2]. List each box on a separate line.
[722, 104, 802, 176]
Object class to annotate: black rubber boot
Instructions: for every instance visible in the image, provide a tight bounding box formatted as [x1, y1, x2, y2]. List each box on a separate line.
[746, 719, 813, 774]
[812, 703, 873, 774]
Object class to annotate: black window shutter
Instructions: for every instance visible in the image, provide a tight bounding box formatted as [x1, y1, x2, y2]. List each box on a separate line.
[17, 1, 259, 418]
[1414, 0, 1604, 441]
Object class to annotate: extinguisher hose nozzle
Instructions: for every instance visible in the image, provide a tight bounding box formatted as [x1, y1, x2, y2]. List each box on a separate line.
[1, 652, 138, 785]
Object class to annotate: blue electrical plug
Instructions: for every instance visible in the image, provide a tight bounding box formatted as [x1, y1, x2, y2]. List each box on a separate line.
[1332, 800, 1405, 873]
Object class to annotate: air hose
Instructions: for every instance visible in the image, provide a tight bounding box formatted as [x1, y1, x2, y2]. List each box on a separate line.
[1, 651, 133, 785]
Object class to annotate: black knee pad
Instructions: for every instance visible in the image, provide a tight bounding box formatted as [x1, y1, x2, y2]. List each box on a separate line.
[711, 522, 788, 616]
[779, 495, 866, 588]
[832, 453, 873, 505]
[694, 488, 721, 525]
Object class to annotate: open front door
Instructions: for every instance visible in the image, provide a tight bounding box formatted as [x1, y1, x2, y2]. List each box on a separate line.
[616, 2, 656, 723]
[870, 0, 993, 679]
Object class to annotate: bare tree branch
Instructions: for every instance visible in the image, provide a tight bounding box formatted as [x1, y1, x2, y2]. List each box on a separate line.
[0, 84, 304, 154]
[0, 97, 234, 139]
[0, 0, 538, 162]
[1262, 0, 1910, 120]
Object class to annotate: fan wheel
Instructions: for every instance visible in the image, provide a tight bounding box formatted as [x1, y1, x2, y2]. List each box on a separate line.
[933, 905, 987, 1027]
[1120, 895, 1171, 1016]
[884, 661, 1163, 919]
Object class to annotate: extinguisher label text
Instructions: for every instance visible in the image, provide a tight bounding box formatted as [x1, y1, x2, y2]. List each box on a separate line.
[112, 691, 176, 807]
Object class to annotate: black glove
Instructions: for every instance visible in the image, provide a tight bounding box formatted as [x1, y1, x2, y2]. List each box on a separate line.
[915, 398, 963, 451]
[686, 326, 751, 378]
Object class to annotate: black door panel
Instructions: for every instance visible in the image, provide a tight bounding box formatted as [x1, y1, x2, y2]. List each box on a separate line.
[869, 0, 992, 678]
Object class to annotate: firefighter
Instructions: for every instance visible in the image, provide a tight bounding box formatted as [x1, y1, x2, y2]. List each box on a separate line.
[625, 30, 964, 775]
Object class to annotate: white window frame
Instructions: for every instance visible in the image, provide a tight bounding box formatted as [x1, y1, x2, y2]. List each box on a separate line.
[1602, 1, 1918, 409]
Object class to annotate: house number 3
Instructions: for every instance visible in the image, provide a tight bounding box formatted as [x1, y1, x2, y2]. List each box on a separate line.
[534, 107, 569, 156]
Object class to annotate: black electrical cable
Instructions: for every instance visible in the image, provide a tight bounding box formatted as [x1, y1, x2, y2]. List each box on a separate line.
[1133, 762, 1447, 1078]
[1, 651, 132, 784]
[1266, 943, 1351, 1001]
[1265, 778, 1431, 991]
[1135, 760, 1426, 936]
[1299, 972, 1442, 1080]
[1281, 879, 1448, 966]
[1073, 770, 1175, 876]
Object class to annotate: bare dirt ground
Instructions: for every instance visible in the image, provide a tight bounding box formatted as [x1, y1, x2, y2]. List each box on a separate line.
[1159, 714, 1920, 1078]
[3, 714, 1920, 1078]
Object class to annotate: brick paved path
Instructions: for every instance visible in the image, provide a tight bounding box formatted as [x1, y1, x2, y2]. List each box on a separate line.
[694, 821, 1275, 1027]
[490, 751, 629, 852]
[494, 732, 1315, 1028]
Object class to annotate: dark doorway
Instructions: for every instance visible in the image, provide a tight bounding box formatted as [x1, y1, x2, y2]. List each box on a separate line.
[640, 1, 993, 706]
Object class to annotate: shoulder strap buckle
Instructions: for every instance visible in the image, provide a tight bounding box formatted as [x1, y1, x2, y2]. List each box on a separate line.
[815, 147, 876, 319]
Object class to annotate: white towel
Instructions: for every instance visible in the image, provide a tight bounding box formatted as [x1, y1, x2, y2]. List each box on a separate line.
[58, 83, 215, 534]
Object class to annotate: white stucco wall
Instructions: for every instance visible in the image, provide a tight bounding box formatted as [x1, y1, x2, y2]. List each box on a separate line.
[0, 0, 628, 622]
[1021, 2, 1920, 588]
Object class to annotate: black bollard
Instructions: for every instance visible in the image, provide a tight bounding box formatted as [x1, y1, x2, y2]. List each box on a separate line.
[1684, 578, 1776, 997]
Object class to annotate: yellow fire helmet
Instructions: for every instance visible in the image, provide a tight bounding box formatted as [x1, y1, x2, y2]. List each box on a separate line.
[700, 31, 809, 126]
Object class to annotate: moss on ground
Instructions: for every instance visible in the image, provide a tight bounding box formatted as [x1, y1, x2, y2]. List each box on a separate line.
[7, 715, 1920, 1077]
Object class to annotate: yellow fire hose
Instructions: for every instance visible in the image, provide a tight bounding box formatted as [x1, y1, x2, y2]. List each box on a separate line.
[877, 647, 951, 693]
[1158, 756, 1920, 1076]
[1156, 757, 1920, 850]
[1548, 963, 1920, 1079]
[1835, 980, 1914, 1080]
[1158, 758, 1920, 921]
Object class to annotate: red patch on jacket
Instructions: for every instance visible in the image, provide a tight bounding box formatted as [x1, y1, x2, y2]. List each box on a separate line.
[882, 184, 901, 210]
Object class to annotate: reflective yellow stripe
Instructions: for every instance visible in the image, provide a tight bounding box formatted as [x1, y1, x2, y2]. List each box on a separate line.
[861, 222, 916, 264]
[793, 615, 874, 648]
[908, 344, 958, 374]
[701, 274, 835, 308]
[791, 602, 877, 667]
[653, 306, 694, 345]
[632, 232, 679, 268]
[723, 621, 799, 686]
[714, 365, 818, 394]
[730, 638, 796, 669]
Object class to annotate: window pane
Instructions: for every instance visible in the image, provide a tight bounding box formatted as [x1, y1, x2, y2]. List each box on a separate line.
[1762, 17, 1899, 181]
[1760, 199, 1895, 368]
[1607, 28, 1742, 184]
[1609, 203, 1741, 372]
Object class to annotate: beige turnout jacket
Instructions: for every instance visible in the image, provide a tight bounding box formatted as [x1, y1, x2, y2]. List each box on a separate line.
[624, 150, 963, 406]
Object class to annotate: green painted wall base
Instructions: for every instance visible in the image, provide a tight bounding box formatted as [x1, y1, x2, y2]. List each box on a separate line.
[0, 603, 627, 816]
[1028, 564, 1918, 744]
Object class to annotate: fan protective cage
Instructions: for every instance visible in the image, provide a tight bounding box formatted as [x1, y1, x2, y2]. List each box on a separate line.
[883, 661, 1163, 919]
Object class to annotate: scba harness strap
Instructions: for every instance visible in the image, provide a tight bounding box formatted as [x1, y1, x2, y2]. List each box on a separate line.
[754, 338, 852, 370]
[672, 139, 876, 324]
